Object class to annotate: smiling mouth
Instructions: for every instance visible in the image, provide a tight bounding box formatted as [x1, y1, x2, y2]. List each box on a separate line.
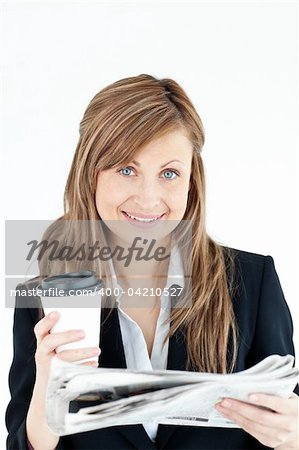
[121, 211, 165, 222]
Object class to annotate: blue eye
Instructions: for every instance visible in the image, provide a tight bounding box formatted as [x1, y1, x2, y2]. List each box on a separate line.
[118, 166, 179, 180]
[162, 170, 178, 180]
[119, 167, 134, 176]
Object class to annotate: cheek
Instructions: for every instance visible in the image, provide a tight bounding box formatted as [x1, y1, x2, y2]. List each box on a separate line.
[95, 174, 131, 216]
[168, 185, 189, 211]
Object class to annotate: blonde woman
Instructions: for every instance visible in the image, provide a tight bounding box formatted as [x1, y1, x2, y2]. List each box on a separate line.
[6, 74, 299, 450]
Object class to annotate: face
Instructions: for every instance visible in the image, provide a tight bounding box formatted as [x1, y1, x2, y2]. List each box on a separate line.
[95, 128, 193, 245]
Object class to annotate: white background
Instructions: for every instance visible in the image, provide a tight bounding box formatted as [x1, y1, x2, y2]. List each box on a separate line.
[1, 1, 298, 447]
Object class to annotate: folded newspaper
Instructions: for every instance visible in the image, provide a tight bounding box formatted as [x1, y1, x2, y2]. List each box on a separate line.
[46, 354, 298, 436]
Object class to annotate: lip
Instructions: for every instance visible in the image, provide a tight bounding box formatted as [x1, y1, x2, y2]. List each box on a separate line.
[122, 211, 165, 219]
[121, 210, 166, 228]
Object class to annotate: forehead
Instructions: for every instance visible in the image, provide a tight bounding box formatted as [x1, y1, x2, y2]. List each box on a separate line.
[133, 129, 193, 160]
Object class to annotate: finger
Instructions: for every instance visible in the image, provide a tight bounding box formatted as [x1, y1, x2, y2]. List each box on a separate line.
[56, 347, 101, 363]
[79, 361, 99, 368]
[34, 311, 60, 345]
[215, 405, 289, 448]
[248, 393, 296, 415]
[215, 399, 289, 430]
[39, 329, 85, 355]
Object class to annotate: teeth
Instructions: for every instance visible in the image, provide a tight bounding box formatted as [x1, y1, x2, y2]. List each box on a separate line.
[124, 212, 160, 222]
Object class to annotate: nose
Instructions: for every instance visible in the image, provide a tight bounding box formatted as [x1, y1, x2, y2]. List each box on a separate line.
[132, 177, 162, 211]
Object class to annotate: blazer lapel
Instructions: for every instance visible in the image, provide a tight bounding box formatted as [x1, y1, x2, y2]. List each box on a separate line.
[154, 327, 188, 449]
[99, 307, 126, 369]
[99, 307, 156, 449]
[99, 307, 189, 449]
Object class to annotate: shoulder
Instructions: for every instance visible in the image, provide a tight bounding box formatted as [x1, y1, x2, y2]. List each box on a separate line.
[14, 275, 43, 304]
[221, 245, 269, 265]
[13, 276, 43, 323]
[221, 245, 273, 276]
[219, 245, 278, 299]
[16, 275, 42, 292]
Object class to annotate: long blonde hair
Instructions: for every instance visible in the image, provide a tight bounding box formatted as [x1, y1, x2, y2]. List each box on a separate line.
[38, 74, 239, 374]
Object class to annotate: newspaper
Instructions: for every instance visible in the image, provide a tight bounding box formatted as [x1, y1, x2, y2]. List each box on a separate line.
[46, 354, 298, 436]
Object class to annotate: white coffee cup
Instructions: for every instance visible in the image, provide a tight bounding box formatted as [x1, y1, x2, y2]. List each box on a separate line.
[37, 271, 103, 363]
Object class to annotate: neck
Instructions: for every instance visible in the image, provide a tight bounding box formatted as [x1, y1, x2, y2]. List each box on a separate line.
[108, 232, 171, 291]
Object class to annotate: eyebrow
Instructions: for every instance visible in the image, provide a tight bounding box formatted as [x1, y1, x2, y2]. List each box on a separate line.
[132, 159, 185, 168]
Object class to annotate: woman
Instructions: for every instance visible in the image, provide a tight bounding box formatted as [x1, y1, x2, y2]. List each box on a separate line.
[6, 74, 298, 449]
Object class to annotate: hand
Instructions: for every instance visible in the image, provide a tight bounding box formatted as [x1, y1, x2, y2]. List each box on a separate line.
[27, 310, 101, 449]
[215, 392, 299, 449]
[34, 310, 101, 386]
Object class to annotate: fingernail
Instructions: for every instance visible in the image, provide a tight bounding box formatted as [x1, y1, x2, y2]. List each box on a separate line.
[92, 348, 100, 355]
[49, 311, 58, 319]
[249, 394, 259, 402]
[222, 400, 231, 407]
[76, 330, 85, 338]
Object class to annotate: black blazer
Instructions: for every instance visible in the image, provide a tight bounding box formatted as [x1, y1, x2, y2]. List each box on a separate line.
[6, 247, 299, 450]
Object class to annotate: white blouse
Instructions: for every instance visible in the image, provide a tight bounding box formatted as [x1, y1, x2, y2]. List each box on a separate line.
[108, 244, 185, 442]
